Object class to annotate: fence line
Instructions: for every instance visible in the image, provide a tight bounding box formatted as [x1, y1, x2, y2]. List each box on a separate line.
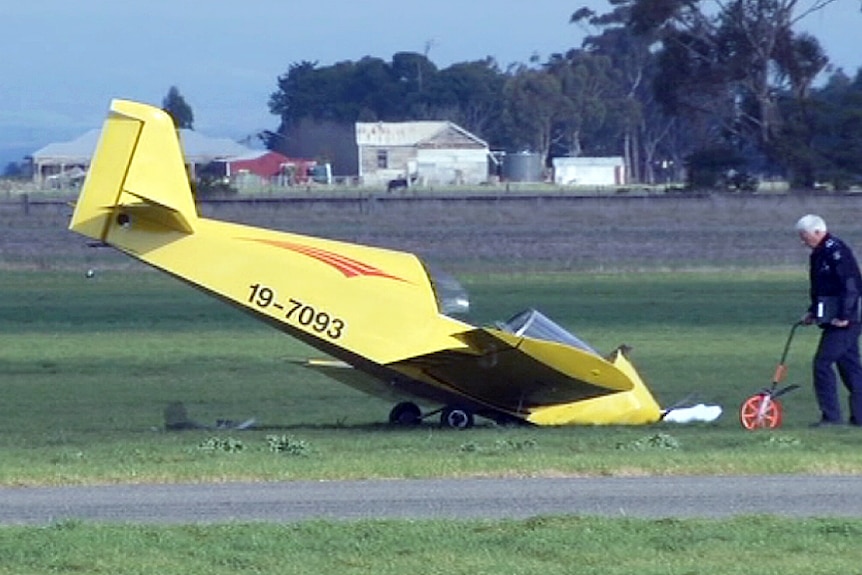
[0, 190, 775, 215]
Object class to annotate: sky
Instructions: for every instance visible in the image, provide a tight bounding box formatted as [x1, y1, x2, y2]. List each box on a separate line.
[2, 0, 860, 166]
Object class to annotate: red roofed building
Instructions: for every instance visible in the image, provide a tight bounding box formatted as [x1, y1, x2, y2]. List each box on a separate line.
[223, 151, 320, 186]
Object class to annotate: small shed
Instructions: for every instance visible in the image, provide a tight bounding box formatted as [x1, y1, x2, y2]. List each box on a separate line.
[227, 151, 291, 178]
[552, 157, 627, 187]
[223, 151, 318, 186]
[356, 121, 489, 187]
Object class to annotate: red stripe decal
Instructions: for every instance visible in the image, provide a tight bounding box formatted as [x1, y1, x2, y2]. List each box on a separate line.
[241, 238, 408, 282]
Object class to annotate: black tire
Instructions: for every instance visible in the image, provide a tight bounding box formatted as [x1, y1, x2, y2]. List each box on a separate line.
[388, 402, 422, 425]
[441, 406, 474, 429]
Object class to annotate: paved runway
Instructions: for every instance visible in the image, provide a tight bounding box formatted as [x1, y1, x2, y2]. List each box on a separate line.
[1, 475, 861, 525]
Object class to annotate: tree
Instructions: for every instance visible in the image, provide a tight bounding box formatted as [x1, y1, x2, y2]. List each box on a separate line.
[162, 86, 194, 129]
[570, 2, 680, 183]
[628, 0, 837, 177]
[501, 67, 569, 162]
[391, 51, 437, 94]
[268, 54, 510, 151]
[806, 70, 862, 188]
[269, 57, 407, 127]
[2, 161, 26, 179]
[428, 59, 506, 142]
[545, 50, 615, 159]
[268, 60, 324, 127]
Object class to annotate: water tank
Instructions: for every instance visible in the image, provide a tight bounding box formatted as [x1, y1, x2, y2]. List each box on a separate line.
[503, 152, 543, 182]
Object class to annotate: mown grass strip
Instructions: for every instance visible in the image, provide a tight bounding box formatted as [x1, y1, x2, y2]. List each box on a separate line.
[0, 516, 861, 575]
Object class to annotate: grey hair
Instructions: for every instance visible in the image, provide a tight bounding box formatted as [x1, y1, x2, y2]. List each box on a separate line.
[795, 214, 827, 234]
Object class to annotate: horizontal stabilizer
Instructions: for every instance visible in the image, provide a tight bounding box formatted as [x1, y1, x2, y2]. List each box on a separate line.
[295, 359, 403, 402]
[117, 191, 195, 234]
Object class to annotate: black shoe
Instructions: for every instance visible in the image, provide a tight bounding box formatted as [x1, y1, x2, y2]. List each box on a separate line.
[809, 419, 844, 428]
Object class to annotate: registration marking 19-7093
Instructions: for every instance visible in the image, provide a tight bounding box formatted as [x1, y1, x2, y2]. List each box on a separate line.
[247, 283, 345, 340]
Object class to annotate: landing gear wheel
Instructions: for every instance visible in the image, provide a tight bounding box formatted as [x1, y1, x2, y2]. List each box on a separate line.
[389, 402, 422, 426]
[441, 406, 474, 429]
[739, 393, 783, 430]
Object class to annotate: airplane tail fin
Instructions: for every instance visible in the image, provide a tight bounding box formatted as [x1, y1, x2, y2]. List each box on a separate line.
[69, 99, 198, 242]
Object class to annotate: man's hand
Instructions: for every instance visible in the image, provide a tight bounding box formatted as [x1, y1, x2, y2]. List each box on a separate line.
[801, 312, 815, 325]
[831, 318, 850, 328]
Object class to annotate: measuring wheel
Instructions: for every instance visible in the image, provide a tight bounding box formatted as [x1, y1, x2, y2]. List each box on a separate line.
[739, 393, 783, 430]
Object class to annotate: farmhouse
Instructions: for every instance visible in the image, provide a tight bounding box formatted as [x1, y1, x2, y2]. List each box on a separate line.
[29, 129, 101, 188]
[356, 121, 490, 188]
[29, 129, 269, 188]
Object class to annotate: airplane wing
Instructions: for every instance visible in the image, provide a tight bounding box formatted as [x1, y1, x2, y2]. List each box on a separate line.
[300, 311, 660, 426]
[301, 324, 661, 426]
[394, 326, 632, 406]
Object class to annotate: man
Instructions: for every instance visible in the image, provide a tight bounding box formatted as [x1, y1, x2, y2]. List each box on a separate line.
[796, 214, 862, 427]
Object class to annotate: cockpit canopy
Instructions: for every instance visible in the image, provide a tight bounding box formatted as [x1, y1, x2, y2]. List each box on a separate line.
[427, 265, 597, 356]
[500, 308, 599, 356]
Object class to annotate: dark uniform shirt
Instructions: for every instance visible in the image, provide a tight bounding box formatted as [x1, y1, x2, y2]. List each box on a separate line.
[809, 233, 862, 323]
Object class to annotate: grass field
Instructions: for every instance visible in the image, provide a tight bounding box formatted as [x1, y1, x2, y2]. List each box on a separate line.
[2, 516, 862, 575]
[4, 193, 862, 573]
[3, 267, 862, 487]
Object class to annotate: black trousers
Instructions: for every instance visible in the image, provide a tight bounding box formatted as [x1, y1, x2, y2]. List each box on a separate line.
[813, 322, 862, 424]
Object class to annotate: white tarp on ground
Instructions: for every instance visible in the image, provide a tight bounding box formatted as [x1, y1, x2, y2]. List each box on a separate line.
[663, 404, 723, 423]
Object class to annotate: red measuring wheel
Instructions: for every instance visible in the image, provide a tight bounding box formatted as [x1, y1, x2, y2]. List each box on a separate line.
[739, 393, 783, 430]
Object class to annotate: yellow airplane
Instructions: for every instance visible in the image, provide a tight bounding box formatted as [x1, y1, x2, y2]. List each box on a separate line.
[69, 99, 662, 428]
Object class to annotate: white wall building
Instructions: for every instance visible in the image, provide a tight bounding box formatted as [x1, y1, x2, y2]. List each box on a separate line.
[356, 121, 489, 187]
[552, 157, 627, 187]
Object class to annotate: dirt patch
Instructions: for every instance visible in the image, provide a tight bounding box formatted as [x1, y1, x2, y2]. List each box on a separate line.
[4, 193, 861, 273]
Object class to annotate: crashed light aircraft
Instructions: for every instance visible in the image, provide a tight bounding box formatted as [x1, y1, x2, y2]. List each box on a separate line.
[69, 99, 663, 429]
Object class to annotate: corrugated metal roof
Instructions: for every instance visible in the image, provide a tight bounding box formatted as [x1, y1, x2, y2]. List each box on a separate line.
[31, 128, 256, 164]
[30, 129, 101, 163]
[179, 130, 253, 162]
[355, 121, 486, 147]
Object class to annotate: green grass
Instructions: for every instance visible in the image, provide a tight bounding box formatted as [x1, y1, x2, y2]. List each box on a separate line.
[4, 268, 862, 573]
[2, 268, 860, 485]
[1, 516, 862, 574]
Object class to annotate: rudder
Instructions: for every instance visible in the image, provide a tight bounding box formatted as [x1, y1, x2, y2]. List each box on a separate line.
[69, 99, 197, 241]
